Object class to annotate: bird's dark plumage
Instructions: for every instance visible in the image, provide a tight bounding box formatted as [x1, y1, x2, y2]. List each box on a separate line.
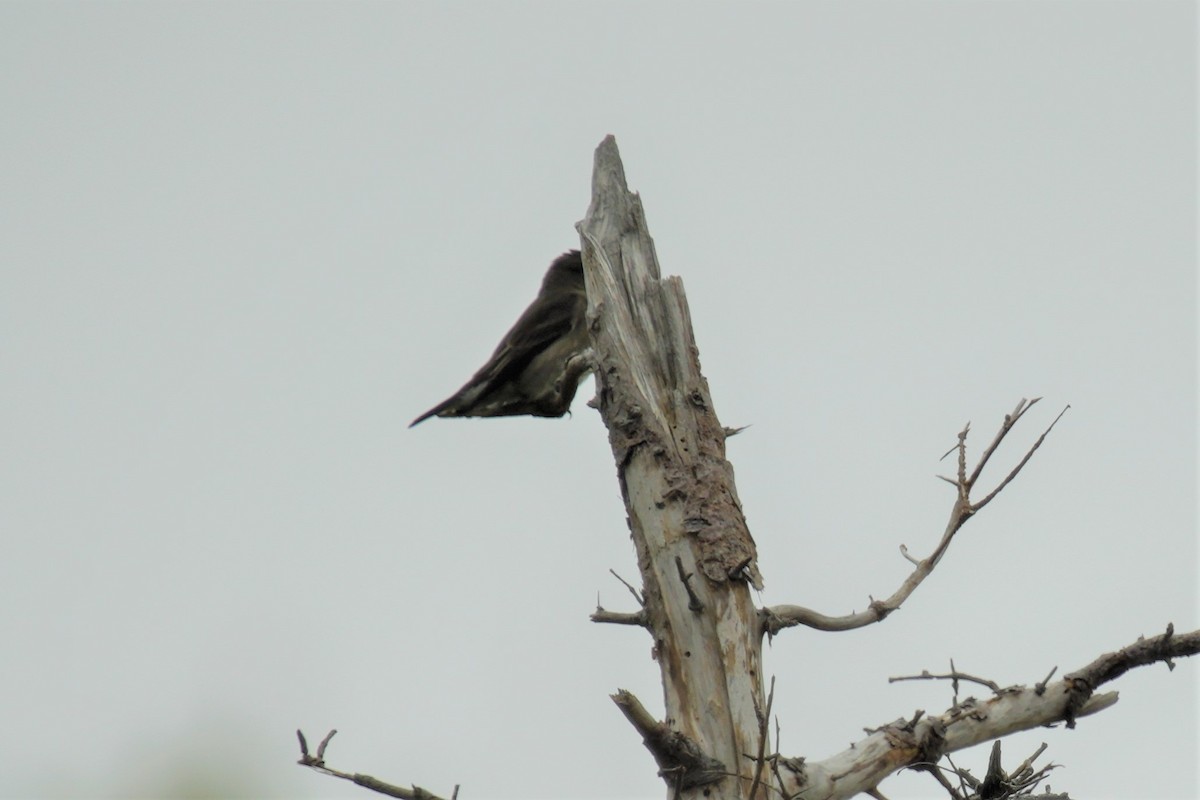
[409, 250, 591, 427]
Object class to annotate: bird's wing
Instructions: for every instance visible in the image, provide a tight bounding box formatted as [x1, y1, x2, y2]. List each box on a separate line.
[470, 288, 585, 387]
[408, 281, 586, 426]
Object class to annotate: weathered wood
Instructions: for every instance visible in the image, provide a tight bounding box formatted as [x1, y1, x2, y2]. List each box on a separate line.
[571, 135, 1200, 800]
[300, 137, 1199, 800]
[788, 684, 1118, 800]
[577, 136, 765, 800]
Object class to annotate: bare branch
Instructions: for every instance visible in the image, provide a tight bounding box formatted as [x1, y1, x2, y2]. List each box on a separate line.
[930, 740, 1058, 799]
[925, 764, 966, 800]
[296, 729, 455, 800]
[610, 689, 726, 790]
[762, 602, 890, 634]
[972, 404, 1069, 512]
[747, 675, 776, 800]
[296, 728, 338, 764]
[1033, 666, 1057, 696]
[1010, 741, 1049, 778]
[966, 398, 1039, 489]
[770, 717, 791, 798]
[591, 608, 649, 626]
[763, 401, 1068, 636]
[592, 569, 649, 626]
[776, 626, 1198, 800]
[941, 753, 976, 796]
[1062, 623, 1196, 727]
[889, 668, 1003, 695]
[608, 568, 645, 606]
[956, 421, 971, 497]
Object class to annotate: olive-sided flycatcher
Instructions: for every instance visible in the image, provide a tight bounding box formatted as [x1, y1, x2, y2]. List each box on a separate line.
[409, 250, 591, 426]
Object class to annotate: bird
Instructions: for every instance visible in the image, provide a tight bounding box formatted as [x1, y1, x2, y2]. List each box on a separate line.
[409, 249, 592, 427]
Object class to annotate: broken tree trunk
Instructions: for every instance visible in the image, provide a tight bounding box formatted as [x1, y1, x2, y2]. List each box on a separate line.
[577, 136, 767, 799]
[296, 136, 1199, 800]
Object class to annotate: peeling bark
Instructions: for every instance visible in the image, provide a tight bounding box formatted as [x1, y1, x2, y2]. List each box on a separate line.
[577, 136, 764, 799]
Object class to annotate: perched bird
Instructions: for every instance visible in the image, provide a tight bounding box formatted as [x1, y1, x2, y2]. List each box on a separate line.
[409, 250, 591, 427]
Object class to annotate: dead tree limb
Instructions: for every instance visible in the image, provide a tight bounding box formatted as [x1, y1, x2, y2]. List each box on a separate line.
[592, 607, 649, 626]
[762, 401, 1068, 635]
[308, 136, 1193, 800]
[612, 689, 728, 790]
[778, 625, 1200, 799]
[889, 665, 1003, 696]
[296, 729, 457, 800]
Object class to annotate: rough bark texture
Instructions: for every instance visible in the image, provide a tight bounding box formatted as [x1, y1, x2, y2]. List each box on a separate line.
[786, 682, 1118, 799]
[571, 136, 1198, 800]
[577, 136, 765, 800]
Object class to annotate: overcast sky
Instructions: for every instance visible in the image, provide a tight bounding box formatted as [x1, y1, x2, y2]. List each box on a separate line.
[1, 3, 1196, 799]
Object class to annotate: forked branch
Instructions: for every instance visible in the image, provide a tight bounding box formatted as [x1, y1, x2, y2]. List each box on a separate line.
[780, 625, 1199, 800]
[763, 399, 1068, 636]
[591, 569, 649, 626]
[296, 729, 457, 800]
[889, 661, 1003, 697]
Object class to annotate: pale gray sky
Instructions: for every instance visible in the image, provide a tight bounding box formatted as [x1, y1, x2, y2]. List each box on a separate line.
[1, 3, 1196, 799]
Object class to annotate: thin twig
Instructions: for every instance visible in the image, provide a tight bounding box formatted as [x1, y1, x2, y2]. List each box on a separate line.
[1034, 666, 1058, 696]
[972, 404, 1069, 512]
[925, 762, 965, 800]
[888, 668, 1003, 694]
[1009, 742, 1049, 782]
[748, 676, 776, 800]
[966, 398, 1034, 487]
[609, 568, 645, 606]
[770, 717, 788, 799]
[942, 752, 975, 793]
